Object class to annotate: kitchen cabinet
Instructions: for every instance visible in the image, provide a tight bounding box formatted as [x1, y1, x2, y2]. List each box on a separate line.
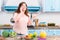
[0, 0, 3, 11]
[43, 0, 60, 12]
[4, 0, 40, 12]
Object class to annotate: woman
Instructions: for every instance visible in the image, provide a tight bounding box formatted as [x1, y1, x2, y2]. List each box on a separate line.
[13, 2, 31, 36]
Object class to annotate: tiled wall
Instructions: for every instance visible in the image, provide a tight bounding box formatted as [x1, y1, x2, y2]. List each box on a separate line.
[0, 12, 13, 25]
[33, 12, 60, 25]
[0, 12, 60, 25]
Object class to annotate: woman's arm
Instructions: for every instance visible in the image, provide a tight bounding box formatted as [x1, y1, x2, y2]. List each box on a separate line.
[27, 17, 32, 26]
[27, 13, 32, 25]
[13, 13, 19, 22]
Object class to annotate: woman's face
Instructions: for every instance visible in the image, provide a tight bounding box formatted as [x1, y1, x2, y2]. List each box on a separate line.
[20, 3, 27, 12]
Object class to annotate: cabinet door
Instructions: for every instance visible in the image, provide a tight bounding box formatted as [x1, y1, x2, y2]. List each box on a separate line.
[0, 0, 2, 11]
[54, 0, 60, 12]
[43, 0, 60, 12]
[54, 29, 60, 35]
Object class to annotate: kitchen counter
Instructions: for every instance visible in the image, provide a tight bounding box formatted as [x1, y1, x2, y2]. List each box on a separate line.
[0, 26, 12, 29]
[0, 25, 60, 29]
[0, 26, 60, 38]
[34, 26, 60, 29]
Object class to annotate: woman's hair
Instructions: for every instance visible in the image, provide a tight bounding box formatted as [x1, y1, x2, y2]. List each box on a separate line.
[15, 2, 29, 17]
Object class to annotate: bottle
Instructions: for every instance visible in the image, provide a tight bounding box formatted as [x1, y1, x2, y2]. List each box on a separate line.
[35, 19, 38, 28]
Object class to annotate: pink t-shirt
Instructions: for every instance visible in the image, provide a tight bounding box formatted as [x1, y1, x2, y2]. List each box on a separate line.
[13, 13, 29, 35]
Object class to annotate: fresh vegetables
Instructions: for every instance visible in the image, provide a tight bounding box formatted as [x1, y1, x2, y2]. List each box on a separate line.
[2, 31, 9, 37]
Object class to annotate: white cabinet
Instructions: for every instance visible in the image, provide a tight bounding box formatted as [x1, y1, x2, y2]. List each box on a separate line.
[0, 0, 3, 11]
[43, 0, 60, 12]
